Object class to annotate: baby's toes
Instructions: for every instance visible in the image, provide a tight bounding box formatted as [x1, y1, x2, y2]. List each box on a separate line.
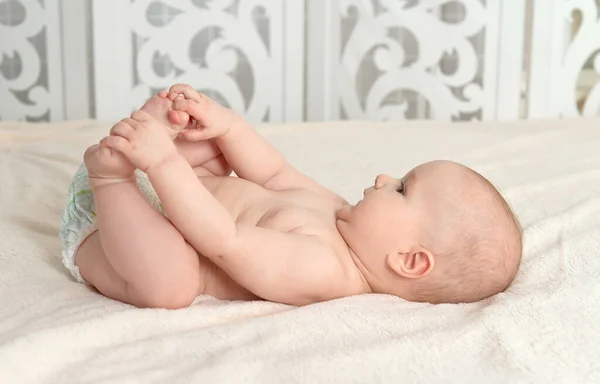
[168, 110, 191, 129]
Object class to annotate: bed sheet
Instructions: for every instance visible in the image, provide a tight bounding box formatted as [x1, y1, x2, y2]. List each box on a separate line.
[1, 118, 600, 383]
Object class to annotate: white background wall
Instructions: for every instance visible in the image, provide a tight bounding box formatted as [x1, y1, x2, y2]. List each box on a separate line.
[1, 0, 599, 123]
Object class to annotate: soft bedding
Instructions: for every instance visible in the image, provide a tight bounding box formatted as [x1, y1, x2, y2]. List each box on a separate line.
[1, 117, 600, 383]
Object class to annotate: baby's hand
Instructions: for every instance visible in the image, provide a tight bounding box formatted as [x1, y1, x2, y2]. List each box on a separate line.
[167, 84, 241, 141]
[100, 110, 178, 173]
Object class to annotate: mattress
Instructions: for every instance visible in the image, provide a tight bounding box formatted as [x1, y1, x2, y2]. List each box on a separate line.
[1, 117, 600, 383]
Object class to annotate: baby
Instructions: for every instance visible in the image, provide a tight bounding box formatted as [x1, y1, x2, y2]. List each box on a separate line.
[59, 84, 522, 309]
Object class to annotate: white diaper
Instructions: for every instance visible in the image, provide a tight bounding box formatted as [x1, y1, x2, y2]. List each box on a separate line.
[59, 163, 164, 283]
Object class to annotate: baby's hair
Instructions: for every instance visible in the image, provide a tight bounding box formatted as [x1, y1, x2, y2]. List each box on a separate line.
[415, 169, 523, 304]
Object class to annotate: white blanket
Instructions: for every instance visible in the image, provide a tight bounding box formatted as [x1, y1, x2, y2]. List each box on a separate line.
[1, 117, 600, 383]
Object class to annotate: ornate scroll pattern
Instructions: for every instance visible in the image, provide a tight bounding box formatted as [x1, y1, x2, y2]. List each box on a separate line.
[127, 0, 281, 121]
[0, 0, 51, 121]
[338, 0, 488, 121]
[561, 0, 600, 116]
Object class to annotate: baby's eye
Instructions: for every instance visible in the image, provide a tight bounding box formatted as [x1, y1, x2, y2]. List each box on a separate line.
[396, 182, 405, 195]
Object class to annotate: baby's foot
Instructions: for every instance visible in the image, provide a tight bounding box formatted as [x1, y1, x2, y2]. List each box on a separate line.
[84, 144, 136, 188]
[139, 93, 190, 138]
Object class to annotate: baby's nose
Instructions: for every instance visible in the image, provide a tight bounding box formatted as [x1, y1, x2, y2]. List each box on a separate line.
[375, 174, 394, 188]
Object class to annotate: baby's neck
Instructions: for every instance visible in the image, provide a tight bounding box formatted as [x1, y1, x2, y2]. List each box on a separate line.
[345, 247, 374, 294]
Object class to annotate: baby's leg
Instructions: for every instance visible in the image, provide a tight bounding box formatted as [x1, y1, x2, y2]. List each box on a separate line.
[139, 92, 231, 177]
[76, 144, 202, 309]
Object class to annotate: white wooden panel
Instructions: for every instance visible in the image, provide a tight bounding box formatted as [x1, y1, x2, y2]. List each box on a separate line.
[306, 0, 340, 121]
[283, 0, 305, 122]
[44, 0, 63, 121]
[60, 0, 91, 120]
[481, 0, 500, 120]
[0, 0, 64, 121]
[262, 0, 283, 122]
[559, 0, 600, 117]
[494, 0, 527, 120]
[528, 0, 600, 118]
[306, 0, 511, 122]
[92, 0, 132, 121]
[91, 0, 299, 123]
[527, 0, 556, 118]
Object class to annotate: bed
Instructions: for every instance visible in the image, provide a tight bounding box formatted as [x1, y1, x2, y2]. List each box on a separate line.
[1, 117, 600, 383]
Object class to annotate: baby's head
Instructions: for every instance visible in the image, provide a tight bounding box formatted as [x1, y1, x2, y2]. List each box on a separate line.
[336, 160, 522, 304]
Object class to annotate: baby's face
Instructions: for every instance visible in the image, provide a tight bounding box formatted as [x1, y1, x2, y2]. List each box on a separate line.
[338, 160, 521, 302]
[336, 161, 473, 281]
[337, 172, 414, 261]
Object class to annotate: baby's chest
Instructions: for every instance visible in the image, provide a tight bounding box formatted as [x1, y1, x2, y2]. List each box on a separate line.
[251, 205, 334, 235]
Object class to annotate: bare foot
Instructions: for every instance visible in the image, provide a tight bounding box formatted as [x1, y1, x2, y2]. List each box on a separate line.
[139, 93, 190, 137]
[84, 144, 136, 188]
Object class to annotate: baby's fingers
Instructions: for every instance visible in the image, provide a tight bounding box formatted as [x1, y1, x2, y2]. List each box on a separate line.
[179, 127, 212, 141]
[100, 136, 132, 157]
[172, 98, 207, 122]
[168, 84, 202, 102]
[167, 92, 185, 102]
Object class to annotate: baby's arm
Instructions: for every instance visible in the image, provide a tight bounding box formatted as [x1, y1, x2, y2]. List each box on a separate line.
[169, 84, 343, 201]
[214, 225, 349, 305]
[149, 155, 346, 305]
[173, 137, 231, 177]
[147, 154, 236, 256]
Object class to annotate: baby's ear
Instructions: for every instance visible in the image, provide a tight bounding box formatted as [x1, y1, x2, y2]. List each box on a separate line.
[386, 247, 434, 279]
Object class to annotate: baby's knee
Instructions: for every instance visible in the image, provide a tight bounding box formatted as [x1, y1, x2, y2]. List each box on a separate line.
[133, 246, 200, 309]
[137, 289, 197, 310]
[133, 279, 198, 309]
